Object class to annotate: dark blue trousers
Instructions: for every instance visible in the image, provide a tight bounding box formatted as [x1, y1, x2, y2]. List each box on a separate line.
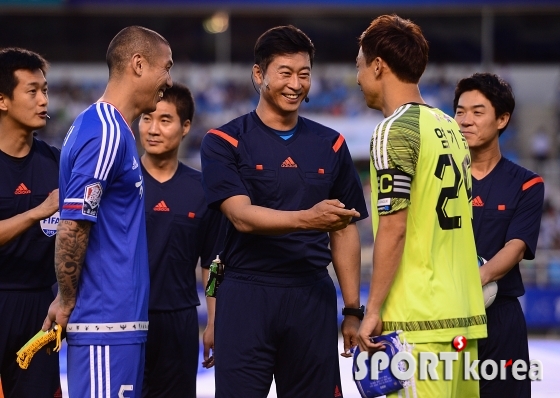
[142, 307, 199, 398]
[0, 289, 61, 398]
[214, 269, 343, 398]
[479, 296, 530, 398]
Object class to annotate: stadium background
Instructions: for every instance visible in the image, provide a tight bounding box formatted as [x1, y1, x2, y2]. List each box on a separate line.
[1, 0, 560, 396]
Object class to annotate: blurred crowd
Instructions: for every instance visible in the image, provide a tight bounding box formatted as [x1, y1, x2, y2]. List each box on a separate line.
[37, 64, 560, 282]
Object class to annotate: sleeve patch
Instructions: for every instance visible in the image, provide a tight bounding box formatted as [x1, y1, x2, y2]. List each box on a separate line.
[377, 169, 412, 200]
[83, 182, 103, 217]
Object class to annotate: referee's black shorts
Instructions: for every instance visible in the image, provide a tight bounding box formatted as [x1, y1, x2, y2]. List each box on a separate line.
[478, 295, 530, 398]
[142, 307, 199, 398]
[0, 289, 61, 398]
[214, 268, 343, 398]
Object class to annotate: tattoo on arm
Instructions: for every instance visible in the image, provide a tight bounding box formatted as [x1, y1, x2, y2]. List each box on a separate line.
[55, 220, 91, 308]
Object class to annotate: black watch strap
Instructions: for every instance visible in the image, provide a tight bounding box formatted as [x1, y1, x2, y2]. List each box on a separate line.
[342, 305, 365, 320]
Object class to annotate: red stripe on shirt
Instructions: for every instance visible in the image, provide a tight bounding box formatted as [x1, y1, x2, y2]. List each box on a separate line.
[522, 177, 544, 191]
[63, 204, 82, 209]
[208, 129, 238, 148]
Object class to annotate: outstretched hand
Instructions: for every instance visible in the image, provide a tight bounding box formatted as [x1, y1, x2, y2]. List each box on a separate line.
[305, 199, 360, 232]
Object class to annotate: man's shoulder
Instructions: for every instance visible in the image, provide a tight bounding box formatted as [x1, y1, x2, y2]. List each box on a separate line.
[33, 138, 60, 163]
[299, 116, 342, 143]
[213, 112, 253, 138]
[177, 162, 202, 183]
[500, 158, 540, 185]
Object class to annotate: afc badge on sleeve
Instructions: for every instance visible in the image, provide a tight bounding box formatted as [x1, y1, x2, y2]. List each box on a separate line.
[83, 182, 103, 217]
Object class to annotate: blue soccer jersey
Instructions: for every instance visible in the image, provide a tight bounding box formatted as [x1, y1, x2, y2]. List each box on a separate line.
[472, 157, 544, 297]
[201, 111, 368, 275]
[59, 102, 149, 345]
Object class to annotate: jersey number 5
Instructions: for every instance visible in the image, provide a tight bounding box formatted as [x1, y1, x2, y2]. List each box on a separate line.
[434, 153, 472, 230]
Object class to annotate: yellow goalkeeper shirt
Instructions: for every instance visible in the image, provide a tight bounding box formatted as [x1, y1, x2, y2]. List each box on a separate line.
[370, 103, 487, 343]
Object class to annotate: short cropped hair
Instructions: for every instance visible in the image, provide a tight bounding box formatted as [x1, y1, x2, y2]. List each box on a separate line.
[453, 73, 515, 135]
[359, 15, 429, 84]
[161, 82, 195, 124]
[254, 25, 315, 73]
[106, 26, 169, 78]
[0, 47, 48, 99]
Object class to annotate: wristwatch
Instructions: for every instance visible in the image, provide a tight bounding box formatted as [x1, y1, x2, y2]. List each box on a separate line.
[342, 305, 365, 320]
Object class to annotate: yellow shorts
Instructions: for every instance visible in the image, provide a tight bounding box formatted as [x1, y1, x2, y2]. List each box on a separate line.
[387, 338, 480, 398]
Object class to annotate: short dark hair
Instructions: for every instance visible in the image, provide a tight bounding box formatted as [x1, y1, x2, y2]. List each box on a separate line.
[161, 82, 195, 124]
[453, 73, 515, 135]
[359, 14, 429, 84]
[106, 26, 169, 78]
[254, 25, 315, 73]
[0, 47, 48, 99]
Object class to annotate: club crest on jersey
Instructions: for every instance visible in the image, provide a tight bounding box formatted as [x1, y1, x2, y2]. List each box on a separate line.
[83, 182, 103, 217]
[40, 211, 60, 237]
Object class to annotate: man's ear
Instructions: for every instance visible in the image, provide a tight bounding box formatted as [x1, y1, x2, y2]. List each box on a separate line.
[0, 93, 9, 112]
[182, 119, 191, 139]
[131, 53, 144, 77]
[253, 64, 264, 86]
[497, 112, 510, 131]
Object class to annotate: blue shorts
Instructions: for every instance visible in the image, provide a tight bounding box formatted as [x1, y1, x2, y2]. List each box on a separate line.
[67, 343, 145, 398]
[214, 268, 342, 398]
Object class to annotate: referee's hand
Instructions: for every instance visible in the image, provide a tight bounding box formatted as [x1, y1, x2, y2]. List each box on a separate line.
[305, 199, 360, 232]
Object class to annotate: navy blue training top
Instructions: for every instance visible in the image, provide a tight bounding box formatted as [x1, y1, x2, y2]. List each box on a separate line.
[472, 157, 544, 297]
[0, 138, 60, 290]
[200, 111, 368, 275]
[143, 162, 225, 311]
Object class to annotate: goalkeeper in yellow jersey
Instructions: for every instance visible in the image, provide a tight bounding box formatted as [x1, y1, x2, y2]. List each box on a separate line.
[356, 15, 487, 397]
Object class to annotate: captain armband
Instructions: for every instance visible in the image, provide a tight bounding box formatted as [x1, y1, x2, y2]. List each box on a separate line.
[376, 169, 412, 212]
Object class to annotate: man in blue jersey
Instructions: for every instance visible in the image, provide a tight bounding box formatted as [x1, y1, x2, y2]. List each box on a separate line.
[201, 25, 368, 397]
[139, 83, 224, 398]
[0, 47, 61, 398]
[42, 26, 173, 398]
[454, 73, 544, 398]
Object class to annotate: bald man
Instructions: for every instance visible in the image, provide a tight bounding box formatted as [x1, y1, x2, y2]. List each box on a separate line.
[43, 26, 173, 398]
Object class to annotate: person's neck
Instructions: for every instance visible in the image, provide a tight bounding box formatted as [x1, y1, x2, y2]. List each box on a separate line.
[141, 153, 179, 183]
[0, 120, 33, 157]
[255, 102, 298, 131]
[99, 81, 141, 127]
[470, 143, 502, 180]
[380, 78, 425, 118]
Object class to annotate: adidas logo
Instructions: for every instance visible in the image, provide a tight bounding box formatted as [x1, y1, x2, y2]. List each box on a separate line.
[14, 183, 31, 195]
[334, 385, 342, 397]
[473, 196, 484, 207]
[281, 157, 298, 168]
[153, 200, 170, 211]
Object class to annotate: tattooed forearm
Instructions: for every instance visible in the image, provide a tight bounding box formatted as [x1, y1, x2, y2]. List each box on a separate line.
[54, 219, 92, 309]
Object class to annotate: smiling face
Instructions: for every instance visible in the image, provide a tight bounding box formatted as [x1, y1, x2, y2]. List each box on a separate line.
[254, 52, 311, 117]
[139, 99, 189, 159]
[140, 43, 173, 114]
[0, 69, 48, 131]
[454, 89, 509, 151]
